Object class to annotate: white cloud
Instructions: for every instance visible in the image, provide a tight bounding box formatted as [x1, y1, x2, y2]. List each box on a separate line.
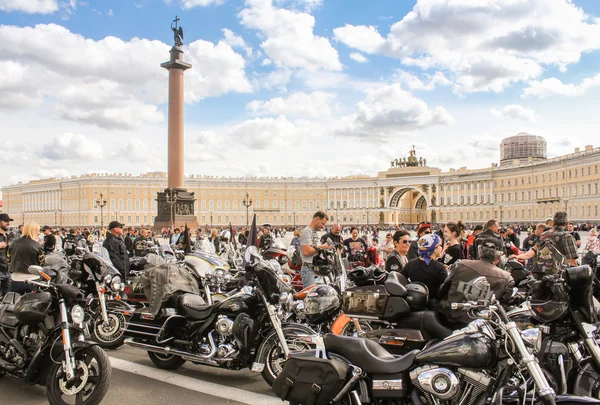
[0, 24, 252, 128]
[522, 74, 600, 98]
[0, 0, 58, 13]
[181, 0, 224, 8]
[338, 83, 454, 139]
[238, 0, 342, 71]
[333, 0, 600, 93]
[349, 52, 368, 63]
[261, 58, 272, 66]
[253, 68, 293, 91]
[228, 115, 316, 150]
[40, 133, 104, 161]
[490, 104, 538, 122]
[246, 91, 336, 118]
[393, 69, 451, 91]
[222, 28, 252, 57]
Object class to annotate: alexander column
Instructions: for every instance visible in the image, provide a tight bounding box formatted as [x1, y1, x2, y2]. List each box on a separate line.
[154, 16, 198, 231]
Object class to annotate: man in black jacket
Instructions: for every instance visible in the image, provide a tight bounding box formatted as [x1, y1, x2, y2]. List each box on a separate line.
[103, 221, 130, 279]
[42, 225, 56, 254]
[0, 213, 14, 298]
[472, 219, 503, 260]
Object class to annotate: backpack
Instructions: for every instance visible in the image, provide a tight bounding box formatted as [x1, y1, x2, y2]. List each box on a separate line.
[531, 231, 567, 277]
[291, 248, 302, 267]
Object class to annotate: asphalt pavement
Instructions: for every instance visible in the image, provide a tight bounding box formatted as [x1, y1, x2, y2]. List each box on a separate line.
[0, 345, 280, 405]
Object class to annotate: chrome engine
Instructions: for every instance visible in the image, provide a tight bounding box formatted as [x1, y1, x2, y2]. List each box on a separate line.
[410, 365, 492, 405]
[215, 316, 234, 336]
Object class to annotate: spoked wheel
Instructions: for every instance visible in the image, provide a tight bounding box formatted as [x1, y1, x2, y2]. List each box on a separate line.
[341, 319, 373, 337]
[147, 351, 186, 370]
[46, 345, 111, 405]
[262, 332, 313, 386]
[90, 312, 126, 350]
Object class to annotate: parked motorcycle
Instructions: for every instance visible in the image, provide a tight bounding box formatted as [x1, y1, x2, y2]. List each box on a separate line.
[122, 246, 316, 386]
[68, 245, 133, 350]
[0, 266, 111, 405]
[274, 287, 598, 405]
[262, 238, 289, 267]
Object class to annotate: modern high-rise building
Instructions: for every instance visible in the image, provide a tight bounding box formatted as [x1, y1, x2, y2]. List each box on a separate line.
[2, 134, 599, 228]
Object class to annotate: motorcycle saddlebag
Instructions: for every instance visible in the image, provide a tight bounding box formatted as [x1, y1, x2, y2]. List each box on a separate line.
[273, 350, 349, 405]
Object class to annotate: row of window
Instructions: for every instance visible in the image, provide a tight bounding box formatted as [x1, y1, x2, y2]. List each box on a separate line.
[439, 204, 599, 222]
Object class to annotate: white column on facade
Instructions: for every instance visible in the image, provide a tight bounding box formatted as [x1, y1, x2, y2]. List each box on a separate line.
[383, 186, 388, 208]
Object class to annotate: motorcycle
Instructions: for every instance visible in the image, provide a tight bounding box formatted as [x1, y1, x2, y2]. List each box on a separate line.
[0, 266, 111, 405]
[68, 245, 133, 350]
[274, 287, 599, 405]
[508, 265, 600, 399]
[122, 245, 316, 386]
[262, 238, 289, 267]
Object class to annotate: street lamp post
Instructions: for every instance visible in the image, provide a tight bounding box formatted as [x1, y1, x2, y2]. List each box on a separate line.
[165, 187, 178, 231]
[210, 211, 214, 228]
[499, 204, 504, 225]
[242, 192, 253, 227]
[292, 210, 297, 229]
[95, 193, 107, 230]
[52, 209, 61, 227]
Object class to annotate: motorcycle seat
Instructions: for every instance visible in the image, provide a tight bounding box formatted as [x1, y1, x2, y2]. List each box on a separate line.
[385, 272, 407, 297]
[323, 333, 418, 374]
[394, 310, 454, 340]
[177, 294, 214, 321]
[1, 292, 21, 312]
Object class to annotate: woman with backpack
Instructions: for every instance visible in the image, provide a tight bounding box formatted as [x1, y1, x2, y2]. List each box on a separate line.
[440, 220, 465, 268]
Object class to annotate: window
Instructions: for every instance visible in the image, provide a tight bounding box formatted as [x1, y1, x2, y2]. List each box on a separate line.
[264, 191, 268, 196]
[94, 216, 98, 223]
[135, 216, 139, 223]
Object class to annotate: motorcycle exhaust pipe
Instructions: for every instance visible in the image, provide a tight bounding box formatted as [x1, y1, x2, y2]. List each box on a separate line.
[124, 332, 226, 364]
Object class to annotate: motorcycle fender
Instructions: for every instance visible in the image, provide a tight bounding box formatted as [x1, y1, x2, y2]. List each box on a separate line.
[555, 395, 600, 404]
[251, 324, 316, 373]
[330, 313, 352, 335]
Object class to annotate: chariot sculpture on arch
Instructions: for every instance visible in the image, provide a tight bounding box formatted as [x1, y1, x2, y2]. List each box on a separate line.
[171, 15, 184, 46]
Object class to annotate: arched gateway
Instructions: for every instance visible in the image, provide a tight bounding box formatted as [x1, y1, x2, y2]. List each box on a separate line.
[388, 187, 429, 224]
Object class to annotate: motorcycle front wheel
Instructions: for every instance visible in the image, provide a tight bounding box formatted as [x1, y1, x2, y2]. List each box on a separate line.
[571, 359, 600, 399]
[147, 351, 186, 370]
[90, 310, 126, 350]
[46, 345, 111, 405]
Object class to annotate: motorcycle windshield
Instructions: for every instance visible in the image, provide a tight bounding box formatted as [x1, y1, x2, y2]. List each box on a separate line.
[271, 238, 286, 250]
[92, 243, 111, 261]
[254, 259, 292, 305]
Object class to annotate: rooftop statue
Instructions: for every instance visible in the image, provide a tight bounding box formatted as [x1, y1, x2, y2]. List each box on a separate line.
[171, 16, 184, 46]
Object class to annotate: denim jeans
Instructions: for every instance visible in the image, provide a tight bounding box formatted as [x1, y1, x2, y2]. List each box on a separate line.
[301, 264, 315, 289]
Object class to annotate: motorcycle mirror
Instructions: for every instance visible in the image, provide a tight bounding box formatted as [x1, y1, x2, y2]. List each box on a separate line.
[28, 265, 43, 275]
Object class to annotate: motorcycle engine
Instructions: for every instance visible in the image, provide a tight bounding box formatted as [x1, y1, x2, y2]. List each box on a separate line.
[215, 316, 234, 336]
[410, 365, 491, 405]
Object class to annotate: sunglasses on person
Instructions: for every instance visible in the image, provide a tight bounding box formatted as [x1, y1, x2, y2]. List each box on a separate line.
[423, 231, 431, 234]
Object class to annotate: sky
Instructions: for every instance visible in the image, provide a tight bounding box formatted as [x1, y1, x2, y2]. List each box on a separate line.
[1, 0, 600, 192]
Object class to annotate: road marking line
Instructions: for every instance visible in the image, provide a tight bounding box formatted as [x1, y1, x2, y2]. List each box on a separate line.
[109, 357, 282, 405]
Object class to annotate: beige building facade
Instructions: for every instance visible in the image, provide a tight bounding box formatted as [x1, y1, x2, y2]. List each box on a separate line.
[2, 139, 599, 229]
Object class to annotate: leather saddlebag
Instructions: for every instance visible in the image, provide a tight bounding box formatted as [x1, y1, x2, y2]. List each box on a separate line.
[272, 350, 349, 405]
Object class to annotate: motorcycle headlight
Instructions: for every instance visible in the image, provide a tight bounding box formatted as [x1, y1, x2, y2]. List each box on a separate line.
[71, 305, 85, 324]
[104, 275, 112, 284]
[111, 276, 122, 291]
[521, 328, 542, 353]
[213, 269, 226, 283]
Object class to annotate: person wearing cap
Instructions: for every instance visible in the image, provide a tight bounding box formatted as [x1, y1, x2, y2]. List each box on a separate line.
[8, 222, 45, 295]
[407, 221, 432, 260]
[103, 221, 130, 279]
[42, 225, 56, 254]
[400, 233, 448, 307]
[0, 213, 14, 297]
[438, 236, 514, 325]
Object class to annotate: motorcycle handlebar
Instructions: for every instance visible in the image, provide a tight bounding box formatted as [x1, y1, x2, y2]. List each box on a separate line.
[451, 302, 473, 311]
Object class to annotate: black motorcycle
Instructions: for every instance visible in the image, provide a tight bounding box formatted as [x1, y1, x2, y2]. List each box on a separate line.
[274, 290, 599, 405]
[122, 246, 315, 386]
[0, 266, 111, 405]
[508, 265, 600, 399]
[68, 245, 133, 349]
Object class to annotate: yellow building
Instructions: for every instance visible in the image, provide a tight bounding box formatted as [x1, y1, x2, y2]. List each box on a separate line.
[2, 134, 599, 228]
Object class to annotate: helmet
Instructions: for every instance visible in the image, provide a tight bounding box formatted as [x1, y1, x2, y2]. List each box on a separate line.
[529, 300, 569, 322]
[303, 285, 341, 324]
[220, 230, 231, 241]
[405, 282, 429, 311]
[348, 266, 372, 286]
[313, 248, 334, 276]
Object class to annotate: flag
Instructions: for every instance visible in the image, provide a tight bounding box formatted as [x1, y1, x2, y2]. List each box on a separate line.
[180, 224, 192, 254]
[242, 214, 258, 268]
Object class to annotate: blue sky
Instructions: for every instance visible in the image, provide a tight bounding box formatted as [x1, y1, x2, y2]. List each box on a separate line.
[1, 0, 600, 190]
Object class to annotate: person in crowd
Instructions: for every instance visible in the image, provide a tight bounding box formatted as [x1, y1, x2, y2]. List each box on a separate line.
[12, 224, 23, 240]
[258, 224, 273, 251]
[170, 228, 181, 246]
[585, 228, 600, 254]
[472, 219, 502, 260]
[567, 223, 582, 249]
[86, 229, 97, 247]
[440, 221, 465, 267]
[513, 211, 578, 267]
[124, 227, 135, 256]
[103, 221, 130, 279]
[300, 211, 332, 288]
[42, 225, 56, 254]
[290, 229, 301, 249]
[385, 230, 410, 273]
[379, 233, 394, 261]
[320, 224, 343, 246]
[506, 227, 520, 248]
[546, 217, 554, 228]
[400, 233, 447, 307]
[0, 213, 14, 297]
[209, 228, 221, 254]
[53, 230, 64, 252]
[8, 222, 45, 295]
[238, 228, 248, 245]
[343, 227, 369, 264]
[407, 222, 432, 260]
[439, 236, 515, 325]
[134, 229, 150, 257]
[467, 225, 483, 259]
[522, 223, 546, 252]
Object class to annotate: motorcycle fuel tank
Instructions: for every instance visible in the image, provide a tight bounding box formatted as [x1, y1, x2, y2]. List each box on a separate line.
[415, 331, 495, 369]
[216, 294, 253, 316]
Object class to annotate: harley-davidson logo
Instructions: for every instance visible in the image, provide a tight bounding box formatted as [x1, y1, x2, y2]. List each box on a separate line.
[230, 303, 240, 311]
